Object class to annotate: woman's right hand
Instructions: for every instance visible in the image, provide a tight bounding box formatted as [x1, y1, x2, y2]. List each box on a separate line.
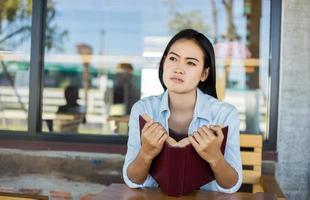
[140, 120, 169, 162]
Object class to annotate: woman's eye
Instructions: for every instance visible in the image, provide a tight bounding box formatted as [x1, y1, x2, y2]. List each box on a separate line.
[169, 56, 177, 61]
[188, 61, 196, 66]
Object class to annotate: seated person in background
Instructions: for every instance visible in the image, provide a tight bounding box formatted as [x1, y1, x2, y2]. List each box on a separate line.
[112, 63, 140, 115]
[55, 85, 86, 132]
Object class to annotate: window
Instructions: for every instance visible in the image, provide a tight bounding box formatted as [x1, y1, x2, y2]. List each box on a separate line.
[0, 0, 280, 151]
[42, 0, 272, 138]
[0, 0, 32, 131]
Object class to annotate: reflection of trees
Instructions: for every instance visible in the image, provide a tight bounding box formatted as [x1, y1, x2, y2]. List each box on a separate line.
[165, 0, 240, 43]
[221, 0, 240, 41]
[220, 0, 261, 89]
[165, 0, 208, 34]
[244, 0, 260, 90]
[45, 0, 68, 51]
[210, 0, 218, 43]
[0, 0, 31, 46]
[0, 0, 67, 116]
[220, 0, 262, 133]
[0, 0, 68, 50]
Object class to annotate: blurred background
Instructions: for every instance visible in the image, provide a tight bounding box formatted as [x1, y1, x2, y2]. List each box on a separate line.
[1, 0, 310, 199]
[0, 0, 271, 137]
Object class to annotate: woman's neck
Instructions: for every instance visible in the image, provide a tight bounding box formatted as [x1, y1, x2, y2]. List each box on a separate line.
[168, 90, 197, 114]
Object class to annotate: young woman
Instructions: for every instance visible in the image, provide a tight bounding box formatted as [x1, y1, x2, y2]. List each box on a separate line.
[123, 29, 242, 193]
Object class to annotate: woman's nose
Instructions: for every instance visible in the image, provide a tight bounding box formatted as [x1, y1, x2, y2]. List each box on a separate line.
[174, 64, 185, 74]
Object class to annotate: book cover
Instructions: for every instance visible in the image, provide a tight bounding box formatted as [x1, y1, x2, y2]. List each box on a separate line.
[139, 114, 229, 196]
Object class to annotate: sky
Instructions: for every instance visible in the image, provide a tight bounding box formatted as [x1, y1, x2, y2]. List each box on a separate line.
[50, 0, 247, 55]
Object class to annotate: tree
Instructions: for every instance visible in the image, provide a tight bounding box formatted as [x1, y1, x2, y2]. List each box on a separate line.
[0, 0, 68, 51]
[0, 0, 68, 116]
[221, 0, 240, 41]
[164, 0, 208, 35]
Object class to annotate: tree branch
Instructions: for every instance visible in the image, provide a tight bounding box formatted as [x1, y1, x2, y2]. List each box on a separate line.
[0, 26, 30, 44]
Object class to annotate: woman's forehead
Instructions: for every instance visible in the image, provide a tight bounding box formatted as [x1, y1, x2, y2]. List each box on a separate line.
[168, 39, 204, 59]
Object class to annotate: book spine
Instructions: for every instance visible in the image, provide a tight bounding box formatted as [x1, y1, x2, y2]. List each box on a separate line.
[167, 147, 184, 196]
[180, 148, 186, 196]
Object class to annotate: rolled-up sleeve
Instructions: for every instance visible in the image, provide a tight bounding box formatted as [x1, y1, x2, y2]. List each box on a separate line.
[215, 107, 243, 193]
[122, 101, 157, 188]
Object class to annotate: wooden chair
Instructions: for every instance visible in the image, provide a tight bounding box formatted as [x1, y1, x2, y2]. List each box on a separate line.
[215, 67, 227, 100]
[240, 134, 286, 200]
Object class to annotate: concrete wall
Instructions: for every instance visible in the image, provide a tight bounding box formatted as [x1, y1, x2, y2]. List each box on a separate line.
[0, 148, 124, 185]
[276, 0, 310, 199]
[0, 148, 124, 197]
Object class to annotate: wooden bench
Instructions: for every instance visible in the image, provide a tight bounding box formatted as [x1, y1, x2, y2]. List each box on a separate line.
[240, 134, 285, 200]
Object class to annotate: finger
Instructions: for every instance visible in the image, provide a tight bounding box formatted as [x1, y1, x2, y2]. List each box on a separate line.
[192, 131, 204, 145]
[209, 125, 224, 139]
[142, 123, 159, 142]
[158, 133, 169, 145]
[201, 125, 216, 140]
[145, 122, 160, 135]
[197, 127, 208, 139]
[153, 128, 167, 142]
[142, 119, 154, 133]
[197, 128, 209, 143]
[147, 123, 166, 141]
[189, 135, 200, 150]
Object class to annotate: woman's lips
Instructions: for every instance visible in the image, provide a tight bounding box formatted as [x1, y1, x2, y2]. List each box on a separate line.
[170, 77, 184, 83]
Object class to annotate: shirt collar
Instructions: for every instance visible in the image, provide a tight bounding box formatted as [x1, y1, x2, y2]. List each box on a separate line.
[193, 88, 213, 122]
[159, 88, 213, 122]
[159, 89, 169, 114]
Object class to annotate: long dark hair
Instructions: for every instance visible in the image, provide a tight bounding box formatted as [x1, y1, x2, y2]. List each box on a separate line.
[158, 29, 217, 98]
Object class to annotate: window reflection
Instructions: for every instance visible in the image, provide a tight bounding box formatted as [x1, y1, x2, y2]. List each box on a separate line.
[0, 0, 32, 131]
[42, 0, 271, 139]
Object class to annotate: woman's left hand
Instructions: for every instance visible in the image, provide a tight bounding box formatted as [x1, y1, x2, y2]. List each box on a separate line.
[189, 125, 224, 167]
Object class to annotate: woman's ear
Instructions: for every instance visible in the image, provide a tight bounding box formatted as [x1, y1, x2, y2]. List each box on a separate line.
[200, 68, 209, 82]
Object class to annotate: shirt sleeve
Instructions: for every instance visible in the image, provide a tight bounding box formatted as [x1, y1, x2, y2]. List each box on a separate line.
[122, 101, 158, 188]
[215, 107, 243, 193]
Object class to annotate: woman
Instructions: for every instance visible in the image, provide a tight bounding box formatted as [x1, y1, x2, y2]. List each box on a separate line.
[123, 29, 242, 193]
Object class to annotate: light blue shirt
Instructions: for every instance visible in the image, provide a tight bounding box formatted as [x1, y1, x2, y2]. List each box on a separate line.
[123, 88, 242, 193]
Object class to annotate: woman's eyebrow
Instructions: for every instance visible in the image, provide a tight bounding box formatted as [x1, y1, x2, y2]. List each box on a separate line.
[186, 57, 200, 62]
[168, 52, 180, 57]
[168, 51, 200, 62]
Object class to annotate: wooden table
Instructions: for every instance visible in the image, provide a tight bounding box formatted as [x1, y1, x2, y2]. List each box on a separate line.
[0, 192, 48, 200]
[107, 115, 129, 135]
[91, 184, 277, 200]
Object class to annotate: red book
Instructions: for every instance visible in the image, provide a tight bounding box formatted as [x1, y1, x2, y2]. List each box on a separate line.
[139, 114, 229, 196]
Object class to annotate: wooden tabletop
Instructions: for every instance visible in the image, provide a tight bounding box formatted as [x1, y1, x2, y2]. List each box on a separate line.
[92, 184, 277, 200]
[0, 192, 48, 200]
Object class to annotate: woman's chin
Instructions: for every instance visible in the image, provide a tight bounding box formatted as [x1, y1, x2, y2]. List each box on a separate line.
[167, 87, 194, 95]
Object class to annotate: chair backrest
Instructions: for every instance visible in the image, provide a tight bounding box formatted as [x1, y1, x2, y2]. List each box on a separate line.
[215, 69, 227, 100]
[240, 134, 263, 185]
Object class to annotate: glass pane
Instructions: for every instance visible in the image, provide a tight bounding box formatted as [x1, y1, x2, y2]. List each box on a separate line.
[0, 0, 32, 131]
[42, 0, 271, 138]
[215, 0, 271, 138]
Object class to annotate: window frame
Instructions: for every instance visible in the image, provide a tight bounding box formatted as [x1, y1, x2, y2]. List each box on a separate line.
[263, 0, 281, 151]
[0, 0, 281, 152]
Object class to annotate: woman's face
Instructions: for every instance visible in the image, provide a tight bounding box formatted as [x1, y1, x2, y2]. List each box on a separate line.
[163, 39, 208, 94]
